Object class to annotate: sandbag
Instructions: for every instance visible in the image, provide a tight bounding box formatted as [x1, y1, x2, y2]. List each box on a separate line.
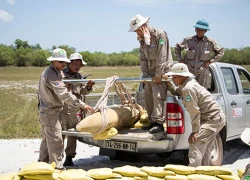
[164, 165, 195, 175]
[195, 166, 232, 176]
[18, 162, 56, 176]
[58, 169, 93, 180]
[140, 166, 175, 178]
[187, 174, 220, 180]
[217, 173, 240, 180]
[93, 127, 118, 140]
[23, 174, 56, 180]
[237, 169, 244, 178]
[87, 168, 122, 179]
[113, 165, 148, 177]
[76, 105, 141, 134]
[165, 174, 187, 180]
[0, 173, 16, 180]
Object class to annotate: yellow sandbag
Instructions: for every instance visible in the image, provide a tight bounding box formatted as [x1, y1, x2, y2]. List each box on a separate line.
[195, 166, 232, 176]
[87, 168, 122, 179]
[0, 173, 16, 180]
[13, 175, 21, 180]
[77, 105, 141, 133]
[148, 176, 163, 180]
[93, 127, 118, 140]
[187, 174, 220, 180]
[140, 166, 175, 178]
[134, 120, 151, 129]
[23, 173, 57, 180]
[113, 165, 148, 177]
[165, 174, 187, 180]
[58, 169, 92, 180]
[217, 173, 240, 180]
[164, 165, 195, 175]
[140, 110, 148, 122]
[18, 162, 56, 176]
[237, 169, 244, 178]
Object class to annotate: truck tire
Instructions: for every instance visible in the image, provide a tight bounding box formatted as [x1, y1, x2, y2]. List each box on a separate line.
[183, 133, 223, 166]
[210, 133, 223, 166]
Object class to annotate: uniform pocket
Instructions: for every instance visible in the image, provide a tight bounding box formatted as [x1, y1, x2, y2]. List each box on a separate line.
[200, 50, 210, 61]
[186, 50, 195, 60]
[39, 112, 58, 126]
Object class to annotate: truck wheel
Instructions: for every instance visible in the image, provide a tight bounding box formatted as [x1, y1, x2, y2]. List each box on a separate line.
[183, 133, 223, 166]
[210, 133, 223, 166]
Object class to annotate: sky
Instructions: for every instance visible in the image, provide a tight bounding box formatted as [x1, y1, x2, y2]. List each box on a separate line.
[0, 0, 250, 53]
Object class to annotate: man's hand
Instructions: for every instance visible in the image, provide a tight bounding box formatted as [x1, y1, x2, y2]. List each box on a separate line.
[152, 77, 161, 84]
[188, 132, 198, 144]
[162, 74, 168, 80]
[87, 80, 95, 87]
[82, 104, 94, 114]
[65, 83, 72, 91]
[202, 60, 212, 68]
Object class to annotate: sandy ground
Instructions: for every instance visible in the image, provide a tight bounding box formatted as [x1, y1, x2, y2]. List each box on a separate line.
[0, 139, 250, 175]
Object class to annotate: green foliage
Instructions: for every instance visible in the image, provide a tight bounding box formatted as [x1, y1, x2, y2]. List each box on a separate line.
[0, 38, 250, 67]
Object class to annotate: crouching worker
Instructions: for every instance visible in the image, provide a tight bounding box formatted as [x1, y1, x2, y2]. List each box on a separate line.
[60, 52, 95, 166]
[163, 63, 226, 167]
[38, 48, 94, 170]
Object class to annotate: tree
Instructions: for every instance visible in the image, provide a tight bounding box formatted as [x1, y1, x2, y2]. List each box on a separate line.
[0, 44, 15, 66]
[13, 39, 30, 50]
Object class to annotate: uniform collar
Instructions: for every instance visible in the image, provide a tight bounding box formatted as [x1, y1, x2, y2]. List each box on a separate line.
[49, 64, 61, 76]
[194, 35, 207, 42]
[180, 77, 193, 89]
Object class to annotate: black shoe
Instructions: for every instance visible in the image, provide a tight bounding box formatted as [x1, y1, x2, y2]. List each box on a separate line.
[63, 156, 74, 166]
[149, 123, 164, 134]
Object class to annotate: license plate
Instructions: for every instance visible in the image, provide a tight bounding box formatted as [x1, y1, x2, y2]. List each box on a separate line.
[105, 140, 137, 152]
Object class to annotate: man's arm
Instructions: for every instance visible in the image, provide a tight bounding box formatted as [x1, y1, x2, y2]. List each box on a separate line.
[140, 48, 149, 77]
[210, 40, 224, 63]
[175, 38, 187, 63]
[154, 32, 173, 79]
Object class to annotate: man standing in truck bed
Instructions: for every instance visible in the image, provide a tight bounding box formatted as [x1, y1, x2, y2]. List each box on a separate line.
[128, 14, 173, 134]
[175, 19, 224, 87]
[163, 63, 226, 167]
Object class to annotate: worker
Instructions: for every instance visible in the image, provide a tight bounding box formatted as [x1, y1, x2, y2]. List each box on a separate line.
[175, 19, 224, 87]
[60, 52, 95, 166]
[128, 14, 173, 134]
[38, 48, 94, 170]
[163, 63, 226, 167]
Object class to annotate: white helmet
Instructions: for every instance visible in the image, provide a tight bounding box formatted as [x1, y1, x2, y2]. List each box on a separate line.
[69, 53, 87, 66]
[166, 63, 195, 77]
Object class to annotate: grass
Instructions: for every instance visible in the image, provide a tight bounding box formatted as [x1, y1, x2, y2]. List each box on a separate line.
[0, 66, 141, 138]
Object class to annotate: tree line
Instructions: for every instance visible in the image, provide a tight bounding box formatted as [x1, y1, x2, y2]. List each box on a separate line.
[0, 39, 249, 67]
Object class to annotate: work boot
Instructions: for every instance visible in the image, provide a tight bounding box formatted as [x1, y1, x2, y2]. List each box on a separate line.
[63, 156, 74, 166]
[149, 123, 164, 134]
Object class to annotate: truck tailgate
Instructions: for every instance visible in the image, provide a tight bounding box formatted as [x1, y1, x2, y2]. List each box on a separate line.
[62, 129, 175, 153]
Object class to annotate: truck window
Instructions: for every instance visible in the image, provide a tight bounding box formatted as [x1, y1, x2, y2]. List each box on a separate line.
[221, 68, 238, 94]
[237, 69, 250, 94]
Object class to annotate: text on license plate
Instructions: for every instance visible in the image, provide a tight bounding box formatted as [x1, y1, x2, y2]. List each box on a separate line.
[105, 141, 136, 152]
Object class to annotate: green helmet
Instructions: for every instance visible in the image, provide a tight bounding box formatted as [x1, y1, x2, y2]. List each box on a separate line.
[193, 19, 210, 31]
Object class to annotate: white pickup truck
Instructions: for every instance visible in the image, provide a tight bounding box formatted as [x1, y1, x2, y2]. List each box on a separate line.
[62, 62, 250, 165]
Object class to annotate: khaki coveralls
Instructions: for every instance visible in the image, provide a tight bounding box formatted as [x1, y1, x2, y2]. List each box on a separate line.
[180, 77, 226, 167]
[38, 65, 86, 169]
[175, 36, 224, 87]
[60, 67, 92, 158]
[140, 26, 173, 124]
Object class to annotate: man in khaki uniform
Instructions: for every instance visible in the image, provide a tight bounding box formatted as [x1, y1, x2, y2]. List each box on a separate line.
[128, 14, 173, 134]
[38, 48, 94, 170]
[163, 63, 226, 167]
[60, 52, 95, 166]
[175, 19, 224, 87]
